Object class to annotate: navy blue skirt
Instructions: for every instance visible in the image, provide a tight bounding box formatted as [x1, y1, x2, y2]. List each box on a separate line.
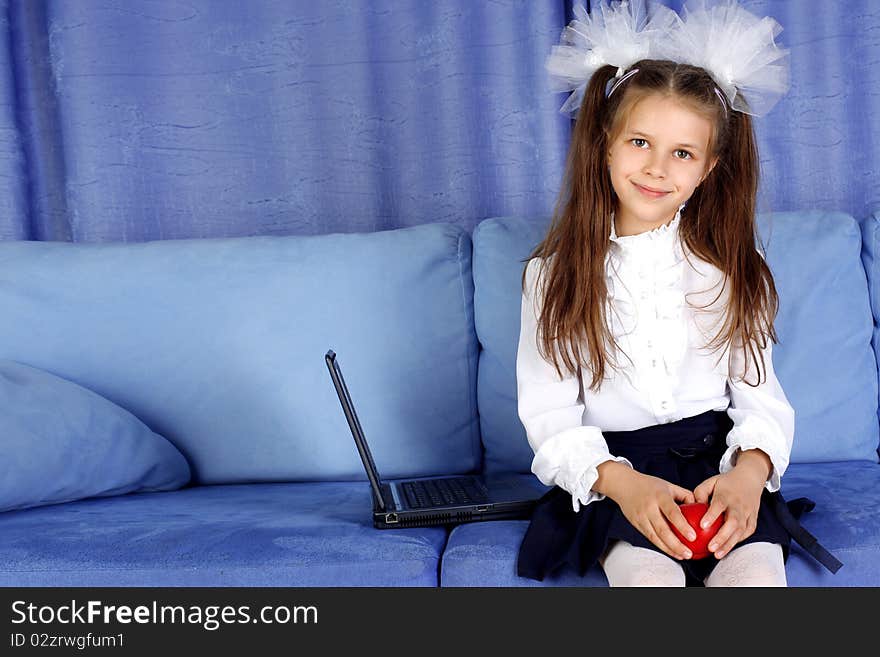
[516, 410, 842, 586]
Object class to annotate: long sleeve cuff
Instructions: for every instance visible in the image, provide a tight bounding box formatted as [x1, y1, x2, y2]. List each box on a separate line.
[719, 411, 791, 492]
[530, 426, 633, 512]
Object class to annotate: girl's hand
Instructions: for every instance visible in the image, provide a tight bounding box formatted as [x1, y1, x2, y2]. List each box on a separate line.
[610, 470, 698, 561]
[694, 450, 770, 559]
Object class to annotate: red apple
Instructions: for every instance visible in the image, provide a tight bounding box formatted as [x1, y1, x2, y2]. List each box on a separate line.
[671, 502, 723, 559]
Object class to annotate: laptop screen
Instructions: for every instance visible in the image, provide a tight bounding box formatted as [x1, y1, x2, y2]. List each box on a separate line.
[325, 350, 387, 511]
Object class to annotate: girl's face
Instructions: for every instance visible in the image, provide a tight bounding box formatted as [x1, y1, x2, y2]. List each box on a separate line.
[606, 93, 718, 237]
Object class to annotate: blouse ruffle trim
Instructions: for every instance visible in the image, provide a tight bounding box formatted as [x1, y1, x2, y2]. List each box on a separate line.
[604, 208, 688, 398]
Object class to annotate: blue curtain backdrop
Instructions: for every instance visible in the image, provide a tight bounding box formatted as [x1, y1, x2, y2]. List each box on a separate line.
[0, 0, 877, 243]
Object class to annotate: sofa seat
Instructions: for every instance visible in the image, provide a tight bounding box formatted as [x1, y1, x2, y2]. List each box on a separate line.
[440, 462, 880, 586]
[0, 482, 446, 587]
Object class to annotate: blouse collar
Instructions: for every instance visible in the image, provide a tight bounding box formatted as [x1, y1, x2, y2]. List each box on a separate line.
[609, 207, 682, 247]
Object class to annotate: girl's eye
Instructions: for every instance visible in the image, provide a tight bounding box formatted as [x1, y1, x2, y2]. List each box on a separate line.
[675, 149, 693, 160]
[631, 138, 647, 148]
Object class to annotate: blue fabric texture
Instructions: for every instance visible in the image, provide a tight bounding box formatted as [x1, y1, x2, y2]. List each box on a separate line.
[473, 211, 879, 473]
[0, 481, 445, 586]
[1, 2, 878, 242]
[440, 463, 880, 587]
[746, 0, 880, 222]
[0, 359, 190, 513]
[0, 223, 480, 484]
[2, 0, 568, 241]
[0, 4, 28, 240]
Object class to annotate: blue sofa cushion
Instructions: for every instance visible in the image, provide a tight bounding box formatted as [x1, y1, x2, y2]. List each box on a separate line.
[472, 212, 879, 472]
[471, 216, 548, 473]
[0, 223, 480, 483]
[763, 212, 878, 463]
[0, 359, 190, 513]
[0, 481, 446, 586]
[440, 463, 880, 586]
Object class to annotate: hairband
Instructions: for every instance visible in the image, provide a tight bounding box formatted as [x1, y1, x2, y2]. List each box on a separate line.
[713, 85, 729, 117]
[605, 66, 729, 119]
[604, 67, 640, 99]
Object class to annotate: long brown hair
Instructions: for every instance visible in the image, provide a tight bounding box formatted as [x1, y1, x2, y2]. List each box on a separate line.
[524, 59, 778, 390]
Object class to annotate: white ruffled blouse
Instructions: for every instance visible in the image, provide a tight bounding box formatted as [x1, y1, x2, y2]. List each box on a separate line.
[516, 208, 795, 512]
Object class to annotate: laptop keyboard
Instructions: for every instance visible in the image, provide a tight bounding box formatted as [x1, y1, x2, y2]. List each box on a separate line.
[402, 477, 487, 509]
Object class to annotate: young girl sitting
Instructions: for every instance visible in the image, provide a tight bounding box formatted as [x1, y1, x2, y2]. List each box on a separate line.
[515, 0, 842, 586]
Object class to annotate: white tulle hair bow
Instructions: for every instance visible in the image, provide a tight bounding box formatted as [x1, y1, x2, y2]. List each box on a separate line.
[546, 0, 791, 118]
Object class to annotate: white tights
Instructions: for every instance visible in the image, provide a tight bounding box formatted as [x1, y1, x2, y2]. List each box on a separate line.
[600, 540, 787, 587]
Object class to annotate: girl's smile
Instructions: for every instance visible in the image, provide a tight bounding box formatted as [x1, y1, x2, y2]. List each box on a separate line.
[632, 181, 671, 198]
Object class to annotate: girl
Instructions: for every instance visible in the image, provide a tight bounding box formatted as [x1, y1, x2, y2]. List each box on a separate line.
[515, 0, 841, 587]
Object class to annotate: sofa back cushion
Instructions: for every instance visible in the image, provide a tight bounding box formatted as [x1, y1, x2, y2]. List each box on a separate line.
[859, 210, 880, 433]
[473, 211, 879, 473]
[472, 217, 550, 473]
[0, 224, 480, 484]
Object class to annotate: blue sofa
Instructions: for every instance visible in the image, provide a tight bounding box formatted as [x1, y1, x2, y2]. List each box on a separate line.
[1, 209, 879, 586]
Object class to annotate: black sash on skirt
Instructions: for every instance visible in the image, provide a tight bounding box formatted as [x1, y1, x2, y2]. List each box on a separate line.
[516, 410, 842, 586]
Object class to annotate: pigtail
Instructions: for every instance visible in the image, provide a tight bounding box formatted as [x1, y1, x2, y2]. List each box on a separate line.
[683, 103, 779, 386]
[522, 64, 621, 389]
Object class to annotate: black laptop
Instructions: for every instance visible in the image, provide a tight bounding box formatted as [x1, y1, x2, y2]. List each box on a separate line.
[325, 349, 546, 529]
